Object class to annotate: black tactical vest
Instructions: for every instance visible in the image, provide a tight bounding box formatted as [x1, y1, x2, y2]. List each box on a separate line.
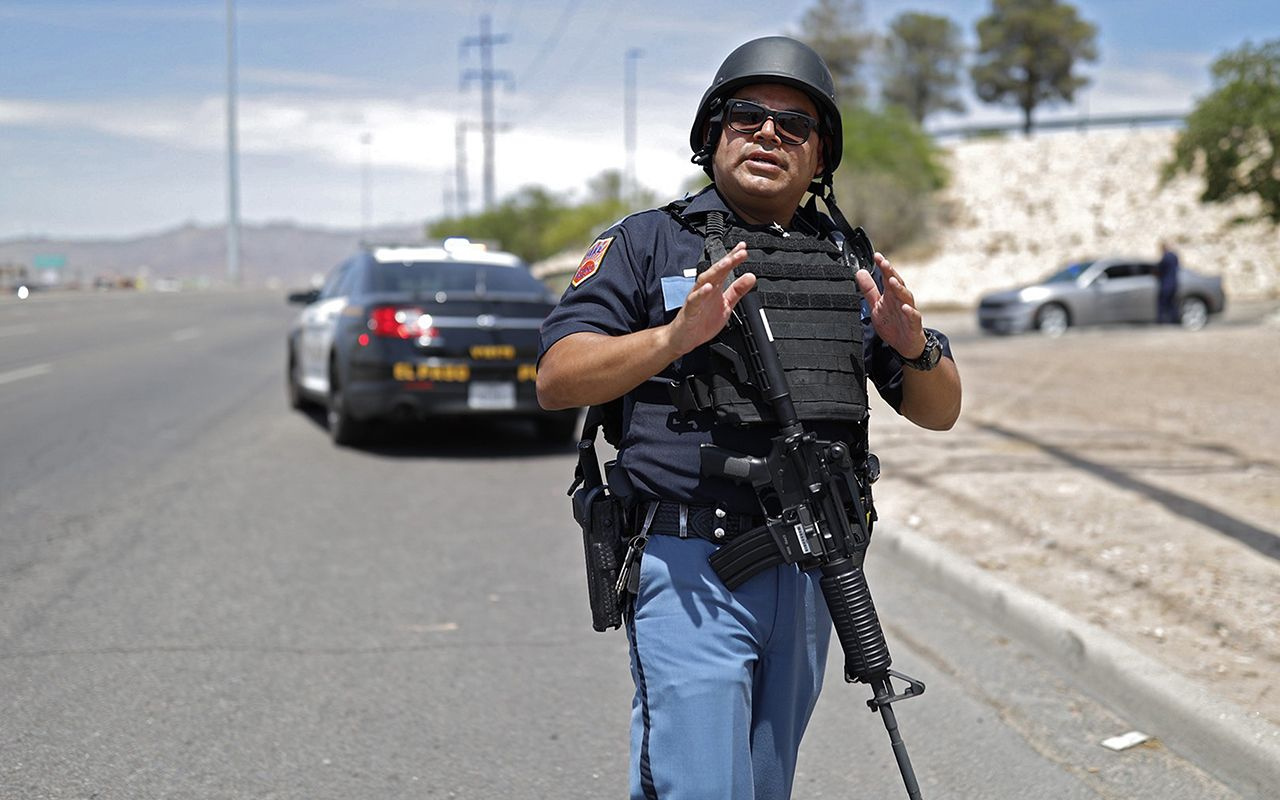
[680, 210, 868, 426]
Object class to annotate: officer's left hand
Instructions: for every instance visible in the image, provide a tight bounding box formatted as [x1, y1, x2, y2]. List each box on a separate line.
[855, 253, 927, 358]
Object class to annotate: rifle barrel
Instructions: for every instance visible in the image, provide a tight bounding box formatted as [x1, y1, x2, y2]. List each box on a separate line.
[874, 678, 924, 799]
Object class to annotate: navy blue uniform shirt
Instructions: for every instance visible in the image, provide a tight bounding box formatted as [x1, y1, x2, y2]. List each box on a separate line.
[539, 186, 952, 512]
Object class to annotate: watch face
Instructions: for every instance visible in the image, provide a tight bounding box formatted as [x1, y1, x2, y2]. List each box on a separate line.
[906, 333, 941, 369]
[925, 337, 942, 366]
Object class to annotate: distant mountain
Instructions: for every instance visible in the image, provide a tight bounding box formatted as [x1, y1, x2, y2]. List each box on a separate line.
[0, 221, 425, 289]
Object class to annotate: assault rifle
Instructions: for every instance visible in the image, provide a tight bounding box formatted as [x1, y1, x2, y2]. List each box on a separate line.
[700, 262, 928, 799]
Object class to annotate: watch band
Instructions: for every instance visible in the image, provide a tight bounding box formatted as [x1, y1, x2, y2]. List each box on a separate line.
[899, 330, 942, 371]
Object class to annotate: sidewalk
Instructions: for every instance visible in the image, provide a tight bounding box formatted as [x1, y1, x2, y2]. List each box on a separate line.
[878, 524, 1280, 798]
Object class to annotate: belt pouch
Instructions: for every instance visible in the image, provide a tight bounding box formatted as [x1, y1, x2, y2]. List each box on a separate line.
[573, 484, 626, 632]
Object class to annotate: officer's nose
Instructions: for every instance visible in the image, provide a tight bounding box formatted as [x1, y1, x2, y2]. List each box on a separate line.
[754, 117, 782, 144]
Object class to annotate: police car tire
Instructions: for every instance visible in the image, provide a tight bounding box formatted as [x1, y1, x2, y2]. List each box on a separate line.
[287, 349, 310, 411]
[327, 378, 366, 447]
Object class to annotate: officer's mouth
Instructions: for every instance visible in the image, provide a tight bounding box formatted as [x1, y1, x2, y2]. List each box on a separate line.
[743, 151, 785, 173]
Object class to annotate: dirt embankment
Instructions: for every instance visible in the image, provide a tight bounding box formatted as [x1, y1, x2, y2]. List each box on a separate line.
[870, 305, 1280, 727]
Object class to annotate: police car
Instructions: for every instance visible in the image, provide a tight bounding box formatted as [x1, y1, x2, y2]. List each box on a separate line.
[286, 238, 578, 446]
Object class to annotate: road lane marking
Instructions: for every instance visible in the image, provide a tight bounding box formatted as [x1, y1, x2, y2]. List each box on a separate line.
[0, 363, 53, 386]
[171, 327, 201, 342]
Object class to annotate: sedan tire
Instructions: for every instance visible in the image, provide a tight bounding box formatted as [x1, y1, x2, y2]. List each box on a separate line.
[1035, 303, 1070, 338]
[1179, 296, 1209, 331]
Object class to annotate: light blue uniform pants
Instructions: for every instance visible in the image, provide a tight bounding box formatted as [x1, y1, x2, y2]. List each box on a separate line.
[626, 533, 832, 800]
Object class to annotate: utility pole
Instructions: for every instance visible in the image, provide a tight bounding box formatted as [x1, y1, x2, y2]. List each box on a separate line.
[461, 15, 511, 210]
[454, 120, 470, 217]
[624, 48, 643, 203]
[225, 0, 241, 285]
[360, 132, 372, 238]
[443, 185, 456, 220]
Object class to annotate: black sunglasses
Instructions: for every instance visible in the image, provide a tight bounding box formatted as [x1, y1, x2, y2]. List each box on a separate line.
[722, 98, 818, 145]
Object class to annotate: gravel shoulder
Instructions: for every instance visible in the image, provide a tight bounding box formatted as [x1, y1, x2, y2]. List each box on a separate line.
[869, 302, 1280, 728]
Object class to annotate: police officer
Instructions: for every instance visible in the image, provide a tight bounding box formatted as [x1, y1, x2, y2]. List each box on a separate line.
[1156, 240, 1181, 324]
[537, 36, 961, 800]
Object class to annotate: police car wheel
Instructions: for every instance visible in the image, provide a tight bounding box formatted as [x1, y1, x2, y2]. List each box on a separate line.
[286, 349, 309, 410]
[327, 374, 366, 447]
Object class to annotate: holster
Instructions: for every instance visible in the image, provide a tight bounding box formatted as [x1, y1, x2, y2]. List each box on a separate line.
[568, 403, 637, 632]
[573, 484, 628, 632]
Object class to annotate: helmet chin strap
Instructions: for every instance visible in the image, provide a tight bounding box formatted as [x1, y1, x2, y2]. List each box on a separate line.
[691, 100, 726, 172]
[808, 173, 858, 242]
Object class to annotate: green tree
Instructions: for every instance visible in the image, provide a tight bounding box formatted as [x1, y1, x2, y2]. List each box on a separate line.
[1163, 39, 1280, 224]
[881, 11, 967, 125]
[970, 0, 1098, 135]
[833, 106, 948, 253]
[795, 0, 875, 105]
[427, 185, 565, 263]
[428, 171, 648, 264]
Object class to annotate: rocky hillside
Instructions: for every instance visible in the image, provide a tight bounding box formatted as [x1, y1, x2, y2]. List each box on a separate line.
[908, 127, 1278, 308]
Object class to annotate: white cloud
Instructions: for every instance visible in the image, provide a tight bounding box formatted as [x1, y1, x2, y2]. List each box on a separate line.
[0, 98, 59, 125]
[241, 68, 377, 93]
[0, 84, 701, 230]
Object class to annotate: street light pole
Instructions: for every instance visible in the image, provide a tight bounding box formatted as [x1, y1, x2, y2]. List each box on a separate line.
[624, 48, 643, 203]
[360, 132, 372, 238]
[225, 0, 241, 285]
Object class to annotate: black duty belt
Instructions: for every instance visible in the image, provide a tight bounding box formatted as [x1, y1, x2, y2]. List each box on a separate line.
[641, 500, 764, 544]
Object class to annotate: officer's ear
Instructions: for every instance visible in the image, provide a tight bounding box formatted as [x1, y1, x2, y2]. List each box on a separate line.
[813, 138, 825, 180]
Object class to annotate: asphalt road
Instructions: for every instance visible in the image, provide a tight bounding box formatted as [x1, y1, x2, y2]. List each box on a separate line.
[0, 289, 1250, 799]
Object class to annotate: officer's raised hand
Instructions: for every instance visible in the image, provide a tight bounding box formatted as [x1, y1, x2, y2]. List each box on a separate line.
[536, 243, 757, 411]
[855, 252, 962, 430]
[855, 252, 924, 357]
[668, 241, 756, 356]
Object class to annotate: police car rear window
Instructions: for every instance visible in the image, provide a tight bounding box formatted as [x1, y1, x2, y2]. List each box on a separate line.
[369, 261, 545, 296]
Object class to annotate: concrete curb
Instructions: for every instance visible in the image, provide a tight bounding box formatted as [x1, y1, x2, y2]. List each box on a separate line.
[876, 526, 1280, 798]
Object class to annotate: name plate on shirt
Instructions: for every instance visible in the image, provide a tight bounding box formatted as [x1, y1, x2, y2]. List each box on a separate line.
[660, 274, 697, 311]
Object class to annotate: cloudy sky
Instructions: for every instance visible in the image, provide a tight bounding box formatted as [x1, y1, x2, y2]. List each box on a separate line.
[2, 0, 1276, 239]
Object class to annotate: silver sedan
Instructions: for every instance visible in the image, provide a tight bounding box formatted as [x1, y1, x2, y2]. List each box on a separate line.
[977, 257, 1226, 336]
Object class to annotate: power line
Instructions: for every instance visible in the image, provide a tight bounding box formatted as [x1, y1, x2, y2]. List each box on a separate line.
[521, 0, 623, 126]
[519, 0, 582, 83]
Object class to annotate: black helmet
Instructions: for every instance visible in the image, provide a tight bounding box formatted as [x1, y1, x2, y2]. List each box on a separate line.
[690, 36, 842, 177]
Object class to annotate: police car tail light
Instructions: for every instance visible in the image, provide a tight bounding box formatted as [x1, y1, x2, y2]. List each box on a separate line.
[368, 305, 438, 340]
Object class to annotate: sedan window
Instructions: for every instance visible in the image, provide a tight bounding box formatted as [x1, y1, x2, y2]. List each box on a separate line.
[478, 264, 546, 295]
[370, 261, 480, 294]
[318, 261, 353, 299]
[333, 262, 364, 296]
[1044, 261, 1093, 283]
[369, 261, 543, 296]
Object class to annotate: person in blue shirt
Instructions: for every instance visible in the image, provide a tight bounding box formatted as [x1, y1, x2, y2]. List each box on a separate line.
[1156, 241, 1181, 324]
[537, 36, 961, 800]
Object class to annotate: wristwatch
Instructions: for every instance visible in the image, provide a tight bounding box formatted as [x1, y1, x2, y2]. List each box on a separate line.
[898, 330, 943, 371]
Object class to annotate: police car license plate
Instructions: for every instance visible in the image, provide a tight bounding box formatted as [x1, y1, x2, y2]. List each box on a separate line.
[467, 381, 515, 410]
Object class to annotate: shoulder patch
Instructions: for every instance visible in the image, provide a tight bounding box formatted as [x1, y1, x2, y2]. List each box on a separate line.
[571, 237, 614, 287]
